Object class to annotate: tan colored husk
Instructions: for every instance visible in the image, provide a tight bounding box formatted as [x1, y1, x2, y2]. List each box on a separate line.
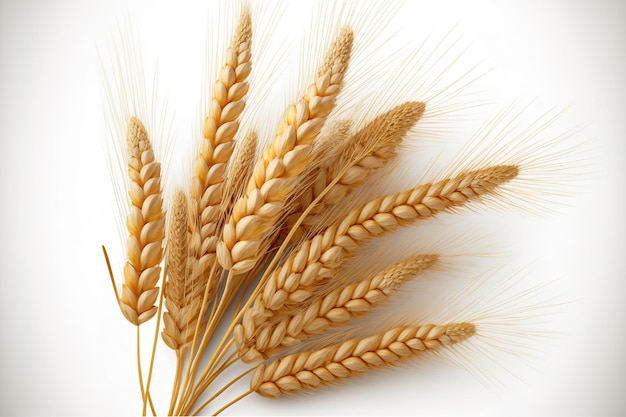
[217, 26, 354, 274]
[236, 254, 439, 362]
[289, 101, 427, 236]
[223, 130, 258, 214]
[119, 117, 165, 326]
[275, 119, 353, 244]
[250, 322, 476, 397]
[239, 164, 518, 341]
[188, 8, 252, 293]
[161, 190, 200, 351]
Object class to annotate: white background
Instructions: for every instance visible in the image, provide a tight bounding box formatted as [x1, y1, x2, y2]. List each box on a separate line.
[1, 0, 625, 415]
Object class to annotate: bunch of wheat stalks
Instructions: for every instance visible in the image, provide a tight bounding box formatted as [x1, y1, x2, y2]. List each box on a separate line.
[102, 2, 574, 416]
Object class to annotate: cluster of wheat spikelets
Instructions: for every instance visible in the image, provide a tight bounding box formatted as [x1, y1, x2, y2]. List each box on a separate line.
[102, 3, 574, 415]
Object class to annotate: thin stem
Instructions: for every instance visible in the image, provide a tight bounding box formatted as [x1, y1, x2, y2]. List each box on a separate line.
[178, 262, 220, 412]
[205, 338, 235, 378]
[221, 162, 352, 340]
[135, 326, 157, 416]
[185, 284, 239, 400]
[179, 159, 357, 415]
[179, 276, 239, 414]
[102, 245, 120, 302]
[143, 268, 166, 416]
[178, 144, 362, 414]
[169, 349, 185, 416]
[191, 368, 255, 416]
[186, 351, 239, 412]
[213, 390, 252, 416]
[147, 392, 156, 416]
[136, 326, 146, 415]
[232, 264, 263, 321]
[183, 340, 236, 413]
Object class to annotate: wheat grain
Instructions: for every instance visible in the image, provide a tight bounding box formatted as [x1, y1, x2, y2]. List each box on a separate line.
[217, 26, 354, 274]
[166, 191, 189, 292]
[223, 130, 258, 214]
[236, 254, 438, 362]
[161, 190, 202, 351]
[239, 164, 517, 341]
[188, 7, 252, 286]
[278, 119, 353, 243]
[293, 101, 427, 236]
[119, 117, 165, 326]
[250, 322, 476, 397]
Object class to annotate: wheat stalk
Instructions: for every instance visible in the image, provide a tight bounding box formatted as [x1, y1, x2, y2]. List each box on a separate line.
[236, 254, 438, 362]
[239, 164, 518, 343]
[100, 2, 579, 414]
[161, 190, 202, 351]
[188, 8, 252, 290]
[250, 322, 476, 397]
[291, 101, 427, 236]
[118, 117, 165, 326]
[223, 130, 258, 214]
[216, 26, 355, 274]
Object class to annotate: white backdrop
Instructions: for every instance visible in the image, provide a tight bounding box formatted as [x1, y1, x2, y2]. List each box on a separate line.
[0, 0, 624, 415]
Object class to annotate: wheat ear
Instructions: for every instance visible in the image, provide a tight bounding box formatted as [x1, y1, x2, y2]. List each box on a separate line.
[217, 26, 355, 274]
[293, 101, 427, 235]
[188, 7, 252, 287]
[250, 322, 476, 397]
[277, 119, 353, 243]
[119, 117, 165, 326]
[239, 165, 517, 340]
[236, 254, 438, 362]
[161, 190, 200, 351]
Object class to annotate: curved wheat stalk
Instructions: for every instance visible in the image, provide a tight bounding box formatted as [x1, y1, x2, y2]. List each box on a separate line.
[217, 26, 355, 274]
[250, 322, 476, 397]
[281, 120, 353, 239]
[292, 101, 427, 236]
[238, 165, 518, 344]
[162, 190, 201, 351]
[223, 130, 258, 214]
[236, 254, 438, 362]
[188, 8, 253, 293]
[119, 117, 165, 326]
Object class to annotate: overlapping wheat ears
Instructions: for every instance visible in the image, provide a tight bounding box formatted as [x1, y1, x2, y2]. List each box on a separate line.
[101, 2, 582, 415]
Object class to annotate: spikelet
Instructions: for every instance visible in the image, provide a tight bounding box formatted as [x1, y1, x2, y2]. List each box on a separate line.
[100, 2, 585, 415]
[238, 164, 518, 343]
[217, 26, 355, 274]
[250, 322, 476, 397]
[290, 101, 427, 236]
[223, 130, 258, 213]
[119, 117, 165, 326]
[162, 190, 199, 351]
[236, 254, 439, 362]
[188, 8, 252, 290]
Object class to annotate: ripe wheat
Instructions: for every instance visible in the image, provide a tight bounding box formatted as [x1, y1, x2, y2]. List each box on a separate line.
[289, 101, 427, 236]
[216, 26, 354, 274]
[236, 254, 439, 362]
[250, 322, 476, 397]
[238, 164, 518, 348]
[189, 8, 252, 288]
[101, 1, 574, 415]
[162, 190, 199, 351]
[119, 117, 165, 326]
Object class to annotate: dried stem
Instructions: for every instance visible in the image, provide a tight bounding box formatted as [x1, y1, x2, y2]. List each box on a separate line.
[217, 26, 355, 274]
[102, 245, 120, 302]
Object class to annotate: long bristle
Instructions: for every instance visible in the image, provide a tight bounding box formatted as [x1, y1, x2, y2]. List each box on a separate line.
[99, 1, 589, 415]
